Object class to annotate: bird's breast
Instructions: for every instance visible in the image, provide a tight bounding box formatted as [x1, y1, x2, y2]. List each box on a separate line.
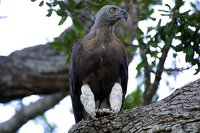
[80, 42, 123, 101]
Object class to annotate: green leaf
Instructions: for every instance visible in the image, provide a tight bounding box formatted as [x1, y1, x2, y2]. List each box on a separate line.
[56, 10, 67, 17]
[58, 16, 67, 25]
[46, 9, 53, 17]
[151, 50, 158, 58]
[57, 1, 66, 10]
[190, 2, 198, 11]
[147, 26, 154, 33]
[185, 45, 194, 62]
[136, 27, 143, 36]
[165, 4, 172, 10]
[53, 0, 58, 6]
[160, 13, 170, 16]
[136, 60, 146, 77]
[39, 1, 44, 7]
[158, 9, 170, 13]
[157, 19, 161, 27]
[173, 53, 177, 58]
[46, 2, 52, 7]
[149, 17, 156, 21]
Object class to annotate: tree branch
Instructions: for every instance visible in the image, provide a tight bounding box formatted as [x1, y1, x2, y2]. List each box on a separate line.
[143, 41, 171, 105]
[69, 78, 200, 132]
[0, 92, 67, 133]
[0, 45, 69, 103]
[140, 48, 151, 101]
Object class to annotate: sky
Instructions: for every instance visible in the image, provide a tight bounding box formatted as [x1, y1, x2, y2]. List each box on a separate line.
[0, 0, 199, 132]
[0, 0, 72, 56]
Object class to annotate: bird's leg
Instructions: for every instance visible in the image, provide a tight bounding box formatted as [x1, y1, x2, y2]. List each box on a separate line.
[95, 99, 113, 117]
[96, 108, 113, 117]
[80, 84, 96, 119]
[109, 82, 123, 112]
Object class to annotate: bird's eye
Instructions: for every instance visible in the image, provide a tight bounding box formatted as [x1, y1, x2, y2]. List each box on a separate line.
[109, 7, 115, 13]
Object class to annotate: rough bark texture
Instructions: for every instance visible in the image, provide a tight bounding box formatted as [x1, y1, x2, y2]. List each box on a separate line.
[0, 45, 69, 103]
[69, 79, 200, 133]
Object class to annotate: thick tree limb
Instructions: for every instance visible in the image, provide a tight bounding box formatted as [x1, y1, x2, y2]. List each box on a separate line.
[0, 45, 68, 103]
[69, 79, 200, 132]
[0, 92, 66, 133]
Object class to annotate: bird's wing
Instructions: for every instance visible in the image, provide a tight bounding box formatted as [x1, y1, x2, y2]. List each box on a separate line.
[69, 40, 84, 123]
[120, 49, 128, 106]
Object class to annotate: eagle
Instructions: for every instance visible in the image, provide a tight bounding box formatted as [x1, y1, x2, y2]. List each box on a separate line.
[69, 5, 128, 123]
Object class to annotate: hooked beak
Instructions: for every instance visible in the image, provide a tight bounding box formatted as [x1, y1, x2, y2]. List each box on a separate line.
[121, 10, 128, 21]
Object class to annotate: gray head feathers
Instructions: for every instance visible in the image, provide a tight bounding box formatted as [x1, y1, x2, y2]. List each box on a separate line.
[94, 5, 128, 26]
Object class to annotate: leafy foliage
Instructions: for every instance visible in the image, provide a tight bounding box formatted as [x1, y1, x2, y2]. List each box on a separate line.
[50, 27, 84, 62]
[135, 0, 200, 105]
[172, 9, 200, 73]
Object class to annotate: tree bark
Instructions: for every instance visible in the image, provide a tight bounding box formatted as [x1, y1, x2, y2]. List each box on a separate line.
[69, 79, 200, 133]
[0, 44, 69, 103]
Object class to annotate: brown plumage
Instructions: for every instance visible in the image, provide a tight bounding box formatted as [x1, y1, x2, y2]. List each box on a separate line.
[69, 5, 128, 123]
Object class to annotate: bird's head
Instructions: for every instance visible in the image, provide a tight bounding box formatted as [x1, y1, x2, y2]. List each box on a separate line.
[95, 5, 128, 26]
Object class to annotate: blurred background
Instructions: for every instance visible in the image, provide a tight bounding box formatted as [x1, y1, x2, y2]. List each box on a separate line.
[0, 0, 199, 132]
